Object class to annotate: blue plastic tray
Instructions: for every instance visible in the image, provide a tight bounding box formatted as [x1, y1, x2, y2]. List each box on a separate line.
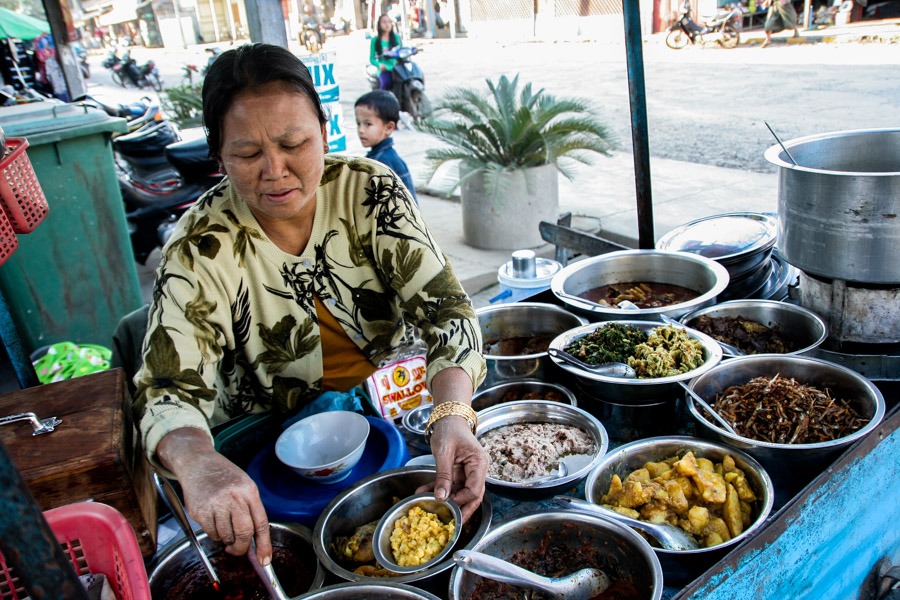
[247, 415, 409, 526]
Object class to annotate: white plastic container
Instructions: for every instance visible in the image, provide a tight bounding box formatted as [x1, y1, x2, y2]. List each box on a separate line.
[492, 250, 562, 303]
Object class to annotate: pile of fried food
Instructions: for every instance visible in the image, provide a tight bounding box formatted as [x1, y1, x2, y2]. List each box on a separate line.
[600, 451, 758, 548]
[565, 323, 706, 378]
[333, 520, 398, 577]
[692, 314, 794, 355]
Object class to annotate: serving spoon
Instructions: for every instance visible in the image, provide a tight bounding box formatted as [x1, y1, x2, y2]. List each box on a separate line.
[552, 496, 700, 551]
[676, 381, 739, 435]
[453, 550, 610, 600]
[547, 347, 636, 379]
[247, 538, 290, 600]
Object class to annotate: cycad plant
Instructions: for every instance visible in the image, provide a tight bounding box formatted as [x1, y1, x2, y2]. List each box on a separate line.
[418, 74, 617, 191]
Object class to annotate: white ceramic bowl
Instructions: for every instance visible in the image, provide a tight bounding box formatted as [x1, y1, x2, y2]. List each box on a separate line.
[276, 411, 370, 483]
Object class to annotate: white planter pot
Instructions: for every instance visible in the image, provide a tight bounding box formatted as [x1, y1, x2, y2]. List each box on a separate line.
[459, 164, 559, 250]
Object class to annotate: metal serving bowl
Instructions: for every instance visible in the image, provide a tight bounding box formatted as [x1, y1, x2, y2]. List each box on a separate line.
[402, 403, 432, 437]
[297, 582, 442, 599]
[584, 436, 774, 586]
[148, 522, 325, 597]
[476, 400, 609, 500]
[680, 299, 828, 357]
[477, 302, 587, 388]
[313, 467, 492, 589]
[550, 249, 730, 322]
[471, 379, 577, 411]
[549, 320, 724, 405]
[448, 511, 664, 600]
[372, 493, 463, 574]
[686, 355, 886, 507]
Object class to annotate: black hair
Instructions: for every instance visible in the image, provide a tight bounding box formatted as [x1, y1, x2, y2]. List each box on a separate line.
[354, 90, 400, 125]
[202, 43, 326, 159]
[374, 14, 400, 58]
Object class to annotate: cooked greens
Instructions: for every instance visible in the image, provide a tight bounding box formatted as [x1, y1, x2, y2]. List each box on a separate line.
[564, 322, 648, 365]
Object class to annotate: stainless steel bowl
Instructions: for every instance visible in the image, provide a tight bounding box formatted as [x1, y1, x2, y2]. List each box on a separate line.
[476, 400, 609, 500]
[550, 249, 730, 321]
[680, 299, 828, 357]
[448, 511, 663, 600]
[549, 320, 724, 405]
[584, 436, 774, 586]
[372, 493, 463, 574]
[297, 582, 442, 599]
[686, 355, 886, 507]
[148, 522, 326, 597]
[471, 379, 577, 411]
[402, 403, 432, 437]
[313, 467, 492, 587]
[477, 302, 588, 388]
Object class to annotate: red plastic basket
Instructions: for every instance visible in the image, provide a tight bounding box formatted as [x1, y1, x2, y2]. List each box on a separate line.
[0, 204, 16, 267]
[0, 138, 49, 234]
[0, 502, 151, 600]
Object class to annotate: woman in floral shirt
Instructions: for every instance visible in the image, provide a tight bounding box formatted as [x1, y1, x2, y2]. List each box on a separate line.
[133, 43, 487, 567]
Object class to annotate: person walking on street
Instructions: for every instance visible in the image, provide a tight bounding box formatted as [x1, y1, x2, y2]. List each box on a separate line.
[762, 0, 800, 47]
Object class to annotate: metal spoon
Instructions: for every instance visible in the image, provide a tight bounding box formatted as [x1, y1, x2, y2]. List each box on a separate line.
[548, 347, 636, 379]
[453, 550, 610, 600]
[518, 461, 568, 486]
[153, 472, 222, 592]
[247, 538, 290, 600]
[552, 496, 700, 551]
[765, 121, 799, 166]
[676, 381, 739, 435]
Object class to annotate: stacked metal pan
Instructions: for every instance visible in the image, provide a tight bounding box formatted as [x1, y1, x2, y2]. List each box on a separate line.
[656, 212, 795, 301]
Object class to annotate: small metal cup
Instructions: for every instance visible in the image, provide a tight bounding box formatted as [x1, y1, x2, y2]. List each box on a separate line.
[510, 250, 537, 279]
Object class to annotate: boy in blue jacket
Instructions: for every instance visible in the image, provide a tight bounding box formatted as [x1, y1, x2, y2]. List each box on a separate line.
[354, 90, 418, 203]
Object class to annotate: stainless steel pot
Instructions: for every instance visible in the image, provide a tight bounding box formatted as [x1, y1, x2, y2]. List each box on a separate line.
[313, 467, 491, 588]
[765, 128, 900, 283]
[448, 511, 663, 600]
[471, 379, 577, 411]
[550, 250, 730, 321]
[297, 582, 442, 599]
[148, 522, 326, 597]
[477, 302, 587, 388]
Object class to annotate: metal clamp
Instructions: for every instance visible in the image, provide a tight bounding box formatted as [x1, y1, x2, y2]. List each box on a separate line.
[0, 412, 62, 436]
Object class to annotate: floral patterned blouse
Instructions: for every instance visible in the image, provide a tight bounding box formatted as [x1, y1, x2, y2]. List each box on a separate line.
[134, 155, 486, 463]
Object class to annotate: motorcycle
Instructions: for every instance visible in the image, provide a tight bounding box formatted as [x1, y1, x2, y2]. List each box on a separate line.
[72, 42, 89, 79]
[365, 46, 430, 121]
[121, 50, 163, 92]
[78, 94, 163, 134]
[112, 121, 223, 263]
[299, 21, 324, 53]
[101, 50, 126, 87]
[666, 1, 741, 49]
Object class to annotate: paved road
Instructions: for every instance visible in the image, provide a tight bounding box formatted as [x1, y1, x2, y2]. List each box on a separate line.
[86, 34, 900, 173]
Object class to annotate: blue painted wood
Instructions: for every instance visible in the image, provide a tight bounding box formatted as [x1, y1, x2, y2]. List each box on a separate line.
[678, 405, 900, 599]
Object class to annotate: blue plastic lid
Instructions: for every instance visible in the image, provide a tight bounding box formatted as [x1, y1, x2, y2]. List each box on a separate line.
[247, 415, 410, 526]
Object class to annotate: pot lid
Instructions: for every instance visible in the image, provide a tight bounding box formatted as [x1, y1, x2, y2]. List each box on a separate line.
[656, 213, 778, 264]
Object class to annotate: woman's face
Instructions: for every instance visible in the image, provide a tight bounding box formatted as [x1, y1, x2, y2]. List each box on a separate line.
[378, 15, 393, 35]
[220, 80, 327, 228]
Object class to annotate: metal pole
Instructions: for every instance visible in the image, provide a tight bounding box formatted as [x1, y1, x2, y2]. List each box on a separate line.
[0, 290, 38, 388]
[622, 0, 654, 249]
[0, 439, 89, 600]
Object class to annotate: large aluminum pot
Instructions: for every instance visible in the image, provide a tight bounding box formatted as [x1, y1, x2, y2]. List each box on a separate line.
[148, 522, 325, 597]
[686, 355, 886, 507]
[765, 128, 900, 283]
[314, 467, 491, 593]
[584, 436, 774, 586]
[550, 250, 730, 321]
[477, 302, 587, 388]
[448, 511, 663, 599]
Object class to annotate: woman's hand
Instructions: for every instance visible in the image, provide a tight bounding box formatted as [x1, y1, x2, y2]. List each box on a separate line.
[422, 415, 488, 523]
[157, 428, 273, 565]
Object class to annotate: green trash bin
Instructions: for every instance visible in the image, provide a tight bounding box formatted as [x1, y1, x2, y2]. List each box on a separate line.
[0, 101, 142, 353]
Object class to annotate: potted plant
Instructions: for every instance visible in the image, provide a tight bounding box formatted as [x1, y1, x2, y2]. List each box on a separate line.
[418, 74, 616, 250]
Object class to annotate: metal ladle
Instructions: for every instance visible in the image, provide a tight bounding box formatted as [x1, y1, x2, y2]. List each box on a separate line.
[453, 550, 610, 600]
[152, 472, 222, 592]
[548, 347, 636, 379]
[552, 496, 700, 551]
[247, 538, 290, 600]
[765, 121, 799, 166]
[676, 381, 739, 435]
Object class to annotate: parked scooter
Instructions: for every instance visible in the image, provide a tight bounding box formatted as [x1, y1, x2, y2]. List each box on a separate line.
[120, 50, 163, 91]
[666, 1, 741, 49]
[113, 123, 223, 263]
[365, 45, 430, 121]
[101, 50, 127, 86]
[78, 94, 162, 134]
